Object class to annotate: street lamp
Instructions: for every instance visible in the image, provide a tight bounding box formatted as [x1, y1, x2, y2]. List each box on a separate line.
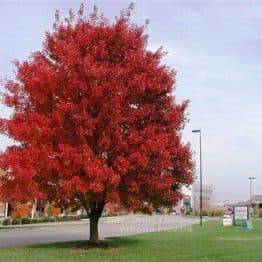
[192, 129, 203, 226]
[248, 177, 255, 201]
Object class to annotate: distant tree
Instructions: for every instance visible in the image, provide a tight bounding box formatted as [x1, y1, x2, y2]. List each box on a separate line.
[0, 4, 194, 242]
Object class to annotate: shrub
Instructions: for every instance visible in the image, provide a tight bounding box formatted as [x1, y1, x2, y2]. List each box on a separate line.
[2, 218, 11, 226]
[57, 216, 80, 222]
[259, 209, 262, 218]
[46, 204, 61, 217]
[140, 204, 153, 215]
[48, 217, 57, 222]
[12, 218, 22, 225]
[63, 207, 72, 216]
[11, 204, 31, 219]
[102, 212, 118, 217]
[79, 214, 88, 219]
[42, 217, 51, 223]
[208, 210, 214, 217]
[201, 210, 208, 216]
[31, 218, 41, 224]
[213, 209, 225, 217]
[21, 218, 32, 224]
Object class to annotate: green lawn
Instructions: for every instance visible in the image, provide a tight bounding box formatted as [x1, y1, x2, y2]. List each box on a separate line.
[0, 220, 262, 262]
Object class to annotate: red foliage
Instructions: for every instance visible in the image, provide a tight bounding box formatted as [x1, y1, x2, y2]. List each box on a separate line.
[104, 202, 122, 214]
[11, 203, 31, 219]
[0, 5, 194, 216]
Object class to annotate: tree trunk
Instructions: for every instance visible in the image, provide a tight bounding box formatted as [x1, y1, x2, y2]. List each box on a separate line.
[88, 202, 104, 243]
[90, 214, 99, 243]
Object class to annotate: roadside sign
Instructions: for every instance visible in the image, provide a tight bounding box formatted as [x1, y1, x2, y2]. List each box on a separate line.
[234, 206, 248, 220]
[223, 216, 233, 227]
[226, 207, 233, 216]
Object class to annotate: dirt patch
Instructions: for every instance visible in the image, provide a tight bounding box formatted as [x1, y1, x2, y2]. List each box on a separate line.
[66, 241, 122, 253]
[69, 246, 121, 253]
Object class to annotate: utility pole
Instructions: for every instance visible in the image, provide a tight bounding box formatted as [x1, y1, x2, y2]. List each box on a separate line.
[248, 177, 255, 200]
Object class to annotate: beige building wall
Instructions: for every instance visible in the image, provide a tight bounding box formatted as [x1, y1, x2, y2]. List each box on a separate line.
[0, 202, 8, 218]
[192, 183, 215, 212]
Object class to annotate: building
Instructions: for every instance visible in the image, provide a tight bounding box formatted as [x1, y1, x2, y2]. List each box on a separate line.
[174, 186, 192, 214]
[228, 195, 262, 215]
[192, 183, 215, 212]
[174, 183, 215, 214]
[0, 202, 8, 219]
[252, 195, 262, 210]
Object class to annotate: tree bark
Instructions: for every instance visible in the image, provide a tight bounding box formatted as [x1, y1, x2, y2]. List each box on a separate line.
[90, 213, 99, 242]
[88, 202, 104, 243]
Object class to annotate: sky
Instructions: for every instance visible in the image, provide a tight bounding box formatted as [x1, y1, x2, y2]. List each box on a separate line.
[0, 0, 261, 202]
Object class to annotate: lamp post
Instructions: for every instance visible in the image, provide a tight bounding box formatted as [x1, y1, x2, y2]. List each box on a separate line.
[248, 177, 255, 201]
[192, 129, 203, 226]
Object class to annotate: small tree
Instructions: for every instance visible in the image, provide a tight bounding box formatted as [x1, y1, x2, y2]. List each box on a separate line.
[11, 203, 31, 219]
[0, 4, 194, 242]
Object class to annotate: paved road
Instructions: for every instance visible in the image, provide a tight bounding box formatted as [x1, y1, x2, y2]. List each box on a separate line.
[0, 214, 198, 247]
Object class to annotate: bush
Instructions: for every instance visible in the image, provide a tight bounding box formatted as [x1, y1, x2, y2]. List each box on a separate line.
[21, 218, 32, 224]
[46, 204, 61, 217]
[207, 210, 213, 217]
[206, 209, 226, 217]
[79, 214, 88, 219]
[213, 209, 225, 217]
[57, 216, 80, 222]
[2, 215, 83, 226]
[2, 218, 11, 226]
[259, 209, 262, 218]
[31, 218, 41, 224]
[48, 217, 57, 222]
[102, 212, 118, 217]
[201, 210, 208, 216]
[140, 204, 153, 215]
[12, 218, 22, 225]
[42, 217, 51, 223]
[11, 203, 32, 219]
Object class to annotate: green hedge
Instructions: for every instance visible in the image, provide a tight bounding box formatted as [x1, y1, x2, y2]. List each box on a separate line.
[21, 218, 32, 224]
[57, 216, 81, 222]
[1, 216, 81, 226]
[12, 219, 22, 225]
[2, 218, 11, 226]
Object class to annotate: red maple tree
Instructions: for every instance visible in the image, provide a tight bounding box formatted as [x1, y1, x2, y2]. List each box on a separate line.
[0, 5, 194, 242]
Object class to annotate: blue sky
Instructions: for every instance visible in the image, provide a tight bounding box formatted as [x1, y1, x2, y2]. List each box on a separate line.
[0, 0, 261, 202]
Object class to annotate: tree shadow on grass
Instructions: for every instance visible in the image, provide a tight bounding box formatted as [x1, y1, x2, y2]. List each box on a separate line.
[28, 237, 140, 252]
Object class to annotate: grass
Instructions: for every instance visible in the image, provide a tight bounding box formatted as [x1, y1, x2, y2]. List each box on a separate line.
[0, 219, 262, 261]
